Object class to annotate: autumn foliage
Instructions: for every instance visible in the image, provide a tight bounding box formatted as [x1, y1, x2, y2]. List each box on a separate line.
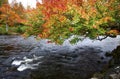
[0, 0, 120, 44]
[25, 0, 120, 44]
[0, 0, 25, 26]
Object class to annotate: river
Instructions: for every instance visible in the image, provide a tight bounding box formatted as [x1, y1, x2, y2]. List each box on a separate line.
[0, 35, 120, 79]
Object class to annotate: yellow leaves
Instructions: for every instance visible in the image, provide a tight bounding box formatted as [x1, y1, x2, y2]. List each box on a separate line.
[95, 16, 113, 26]
[93, 25, 98, 29]
[91, 7, 97, 14]
[0, 14, 7, 18]
[103, 16, 112, 22]
[43, 19, 54, 28]
[81, 11, 89, 20]
[24, 0, 120, 44]
[88, 0, 97, 5]
[41, 32, 47, 38]
[59, 15, 67, 23]
[71, 0, 83, 6]
[38, 31, 49, 38]
[107, 30, 119, 35]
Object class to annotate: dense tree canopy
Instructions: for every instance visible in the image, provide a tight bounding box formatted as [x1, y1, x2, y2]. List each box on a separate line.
[0, 0, 120, 44]
[0, 0, 25, 26]
[25, 0, 120, 44]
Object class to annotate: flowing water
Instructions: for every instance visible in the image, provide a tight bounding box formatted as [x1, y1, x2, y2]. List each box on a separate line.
[0, 35, 120, 79]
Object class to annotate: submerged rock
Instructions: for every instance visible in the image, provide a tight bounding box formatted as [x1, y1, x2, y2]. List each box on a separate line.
[92, 45, 120, 79]
[1, 35, 120, 79]
[30, 46, 105, 79]
[109, 46, 120, 66]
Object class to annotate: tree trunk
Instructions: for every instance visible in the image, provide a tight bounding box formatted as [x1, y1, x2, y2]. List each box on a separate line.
[6, 23, 8, 32]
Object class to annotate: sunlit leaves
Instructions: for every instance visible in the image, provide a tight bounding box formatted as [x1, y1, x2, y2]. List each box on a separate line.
[0, 2, 25, 26]
[25, 2, 45, 37]
[25, 0, 120, 44]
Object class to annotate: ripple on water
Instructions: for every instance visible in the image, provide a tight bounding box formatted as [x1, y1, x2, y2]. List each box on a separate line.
[0, 35, 120, 79]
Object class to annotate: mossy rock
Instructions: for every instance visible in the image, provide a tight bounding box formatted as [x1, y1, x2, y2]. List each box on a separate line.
[91, 45, 120, 79]
[109, 46, 120, 66]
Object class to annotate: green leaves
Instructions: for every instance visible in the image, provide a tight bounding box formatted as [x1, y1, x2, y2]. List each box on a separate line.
[24, 0, 120, 44]
[70, 37, 80, 44]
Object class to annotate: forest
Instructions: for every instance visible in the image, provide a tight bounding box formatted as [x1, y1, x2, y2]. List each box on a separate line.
[0, 0, 120, 79]
[0, 0, 120, 44]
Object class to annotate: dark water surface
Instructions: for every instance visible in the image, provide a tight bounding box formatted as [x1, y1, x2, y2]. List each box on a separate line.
[0, 35, 120, 79]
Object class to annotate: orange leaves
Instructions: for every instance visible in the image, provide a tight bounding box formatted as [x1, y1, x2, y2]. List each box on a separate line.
[104, 17, 112, 22]
[107, 30, 119, 35]
[91, 7, 97, 13]
[81, 9, 87, 19]
[0, 2, 25, 26]
[69, 27, 74, 32]
[24, 0, 120, 44]
[93, 25, 98, 29]
[42, 0, 67, 20]
[87, 0, 97, 5]
[68, 0, 83, 6]
[59, 15, 67, 23]
[0, 4, 11, 14]
[38, 31, 49, 38]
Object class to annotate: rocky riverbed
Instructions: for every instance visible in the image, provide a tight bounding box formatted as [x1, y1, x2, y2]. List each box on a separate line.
[0, 35, 120, 79]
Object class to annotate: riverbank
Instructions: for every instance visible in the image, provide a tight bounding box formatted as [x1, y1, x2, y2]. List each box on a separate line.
[0, 25, 29, 35]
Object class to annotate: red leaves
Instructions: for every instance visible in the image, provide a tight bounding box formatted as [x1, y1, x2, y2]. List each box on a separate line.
[42, 0, 67, 20]
[0, 4, 11, 14]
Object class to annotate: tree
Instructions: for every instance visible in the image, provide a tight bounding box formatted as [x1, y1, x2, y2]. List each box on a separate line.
[25, 0, 120, 44]
[0, 0, 8, 26]
[0, 1, 25, 32]
[11, 1, 26, 24]
[24, 1, 45, 37]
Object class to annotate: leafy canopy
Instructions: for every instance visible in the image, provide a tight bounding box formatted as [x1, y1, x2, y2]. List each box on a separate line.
[1, 0, 120, 44]
[0, 0, 25, 26]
